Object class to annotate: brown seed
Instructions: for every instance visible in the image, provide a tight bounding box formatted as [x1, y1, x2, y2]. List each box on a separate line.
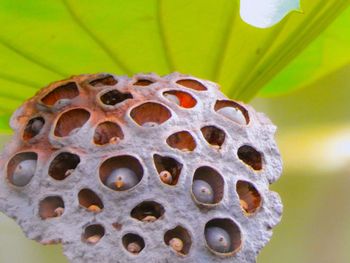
[54, 207, 64, 217]
[86, 235, 101, 244]
[127, 242, 142, 254]
[160, 170, 172, 184]
[240, 199, 249, 211]
[87, 205, 101, 213]
[169, 238, 184, 252]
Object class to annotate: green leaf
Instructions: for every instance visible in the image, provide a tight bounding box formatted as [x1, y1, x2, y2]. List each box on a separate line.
[0, 0, 348, 133]
[259, 5, 350, 97]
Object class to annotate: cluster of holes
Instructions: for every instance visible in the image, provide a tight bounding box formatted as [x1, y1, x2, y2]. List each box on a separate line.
[12, 75, 268, 259]
[41, 82, 79, 106]
[100, 90, 133, 106]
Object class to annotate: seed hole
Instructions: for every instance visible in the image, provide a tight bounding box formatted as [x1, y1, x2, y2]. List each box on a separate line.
[90, 75, 117, 87]
[205, 218, 242, 256]
[100, 155, 143, 191]
[94, 121, 124, 145]
[100, 90, 133, 106]
[54, 108, 90, 137]
[23, 117, 45, 140]
[131, 201, 165, 222]
[163, 90, 197, 108]
[201, 126, 225, 148]
[134, 79, 154, 86]
[166, 131, 196, 152]
[164, 226, 192, 255]
[78, 189, 104, 213]
[153, 154, 183, 186]
[192, 166, 224, 205]
[237, 145, 262, 170]
[236, 180, 262, 215]
[82, 224, 105, 245]
[7, 152, 38, 187]
[41, 82, 79, 106]
[122, 233, 145, 255]
[130, 102, 171, 127]
[214, 100, 249, 125]
[48, 152, 80, 180]
[176, 79, 207, 91]
[39, 196, 65, 220]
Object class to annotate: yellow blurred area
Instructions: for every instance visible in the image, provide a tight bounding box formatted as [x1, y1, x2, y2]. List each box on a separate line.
[0, 65, 350, 262]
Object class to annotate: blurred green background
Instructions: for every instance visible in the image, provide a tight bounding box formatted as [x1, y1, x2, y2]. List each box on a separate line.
[0, 1, 350, 262]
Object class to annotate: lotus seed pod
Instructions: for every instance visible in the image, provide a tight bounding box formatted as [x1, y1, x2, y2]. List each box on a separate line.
[105, 167, 139, 190]
[0, 73, 282, 263]
[192, 179, 215, 204]
[11, 159, 37, 186]
[205, 226, 231, 254]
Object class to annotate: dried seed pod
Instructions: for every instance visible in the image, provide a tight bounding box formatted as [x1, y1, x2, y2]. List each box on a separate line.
[0, 73, 282, 263]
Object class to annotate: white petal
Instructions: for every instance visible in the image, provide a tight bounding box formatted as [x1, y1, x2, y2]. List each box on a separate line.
[240, 0, 300, 28]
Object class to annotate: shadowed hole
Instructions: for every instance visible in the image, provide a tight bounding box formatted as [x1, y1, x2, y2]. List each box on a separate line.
[205, 218, 242, 255]
[130, 102, 171, 127]
[153, 154, 183, 186]
[54, 108, 90, 137]
[236, 180, 262, 215]
[214, 100, 249, 125]
[41, 82, 79, 106]
[201, 126, 225, 148]
[134, 79, 154, 86]
[7, 152, 37, 187]
[23, 117, 45, 140]
[99, 155, 143, 191]
[122, 233, 145, 255]
[176, 79, 207, 91]
[164, 226, 192, 255]
[163, 90, 197, 108]
[192, 166, 224, 205]
[78, 189, 104, 213]
[39, 196, 65, 220]
[82, 224, 105, 245]
[131, 201, 165, 222]
[100, 90, 133, 106]
[49, 152, 80, 180]
[166, 131, 196, 152]
[90, 75, 117, 87]
[94, 121, 124, 145]
[237, 145, 262, 170]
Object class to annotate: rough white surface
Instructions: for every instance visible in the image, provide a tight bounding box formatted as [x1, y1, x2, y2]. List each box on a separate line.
[0, 73, 283, 263]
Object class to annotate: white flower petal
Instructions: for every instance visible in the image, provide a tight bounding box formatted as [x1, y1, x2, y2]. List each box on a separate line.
[240, 0, 300, 28]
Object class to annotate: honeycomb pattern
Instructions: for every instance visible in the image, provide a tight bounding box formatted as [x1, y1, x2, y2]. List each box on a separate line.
[0, 73, 283, 263]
